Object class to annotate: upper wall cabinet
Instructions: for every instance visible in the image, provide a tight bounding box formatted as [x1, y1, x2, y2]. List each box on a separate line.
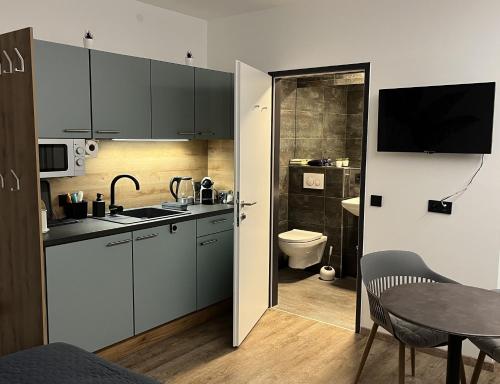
[195, 68, 234, 139]
[35, 41, 92, 139]
[151, 61, 195, 140]
[91, 51, 151, 139]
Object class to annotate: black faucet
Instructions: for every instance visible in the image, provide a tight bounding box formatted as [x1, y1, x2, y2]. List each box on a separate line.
[109, 174, 140, 214]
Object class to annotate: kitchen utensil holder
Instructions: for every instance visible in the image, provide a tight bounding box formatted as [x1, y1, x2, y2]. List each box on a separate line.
[64, 201, 88, 219]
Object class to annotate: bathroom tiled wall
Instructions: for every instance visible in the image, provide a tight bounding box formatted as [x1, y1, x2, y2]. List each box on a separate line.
[276, 73, 364, 274]
[287, 165, 360, 276]
[289, 73, 365, 166]
[278, 78, 298, 243]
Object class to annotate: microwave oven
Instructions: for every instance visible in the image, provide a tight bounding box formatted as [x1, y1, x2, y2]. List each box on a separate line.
[38, 139, 86, 178]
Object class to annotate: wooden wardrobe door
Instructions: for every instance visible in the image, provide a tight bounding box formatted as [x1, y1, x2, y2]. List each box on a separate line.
[0, 28, 44, 356]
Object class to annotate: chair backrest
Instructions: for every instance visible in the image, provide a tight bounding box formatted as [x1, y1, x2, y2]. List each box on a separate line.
[361, 250, 456, 330]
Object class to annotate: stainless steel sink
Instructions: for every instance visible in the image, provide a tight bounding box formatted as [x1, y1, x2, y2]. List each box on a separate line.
[121, 207, 186, 219]
[95, 207, 190, 224]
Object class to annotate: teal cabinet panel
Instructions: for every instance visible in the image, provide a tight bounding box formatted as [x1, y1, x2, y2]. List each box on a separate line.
[91, 51, 151, 139]
[195, 68, 233, 139]
[35, 40, 91, 138]
[151, 61, 194, 139]
[45, 233, 134, 352]
[133, 221, 197, 334]
[196, 229, 233, 309]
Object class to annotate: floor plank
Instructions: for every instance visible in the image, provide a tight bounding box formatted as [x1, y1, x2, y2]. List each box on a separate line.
[277, 267, 357, 330]
[115, 310, 500, 384]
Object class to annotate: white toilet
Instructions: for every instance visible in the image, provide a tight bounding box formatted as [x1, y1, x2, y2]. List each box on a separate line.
[278, 229, 328, 269]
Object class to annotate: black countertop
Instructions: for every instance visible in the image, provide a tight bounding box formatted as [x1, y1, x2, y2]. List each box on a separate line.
[43, 204, 234, 247]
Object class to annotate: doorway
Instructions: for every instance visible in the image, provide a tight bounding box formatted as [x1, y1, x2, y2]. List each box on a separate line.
[269, 63, 370, 332]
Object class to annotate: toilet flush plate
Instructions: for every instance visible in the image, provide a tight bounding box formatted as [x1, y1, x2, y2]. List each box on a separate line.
[303, 173, 324, 190]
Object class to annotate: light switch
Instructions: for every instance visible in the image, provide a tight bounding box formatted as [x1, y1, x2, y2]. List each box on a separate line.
[303, 173, 324, 190]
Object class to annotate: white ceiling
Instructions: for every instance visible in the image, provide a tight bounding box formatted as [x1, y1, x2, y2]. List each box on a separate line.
[138, 0, 297, 20]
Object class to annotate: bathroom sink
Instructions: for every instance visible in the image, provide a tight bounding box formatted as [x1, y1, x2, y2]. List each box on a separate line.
[341, 197, 360, 216]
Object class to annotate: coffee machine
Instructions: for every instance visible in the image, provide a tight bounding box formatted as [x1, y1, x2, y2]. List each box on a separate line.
[200, 177, 215, 205]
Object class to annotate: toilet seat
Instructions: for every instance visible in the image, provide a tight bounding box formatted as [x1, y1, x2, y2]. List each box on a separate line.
[278, 229, 322, 243]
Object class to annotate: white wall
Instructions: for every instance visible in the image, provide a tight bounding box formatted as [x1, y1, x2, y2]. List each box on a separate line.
[1, 0, 207, 66]
[208, 0, 500, 356]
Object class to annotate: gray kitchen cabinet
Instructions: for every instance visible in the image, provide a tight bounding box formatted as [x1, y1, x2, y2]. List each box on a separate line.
[133, 221, 197, 334]
[91, 50, 151, 139]
[196, 229, 233, 309]
[195, 68, 233, 139]
[45, 233, 134, 352]
[35, 40, 92, 139]
[151, 60, 195, 139]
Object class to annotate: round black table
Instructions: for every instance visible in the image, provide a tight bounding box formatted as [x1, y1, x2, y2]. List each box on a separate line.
[380, 283, 500, 384]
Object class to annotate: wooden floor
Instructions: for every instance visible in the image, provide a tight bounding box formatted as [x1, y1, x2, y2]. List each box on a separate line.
[277, 267, 357, 330]
[115, 309, 499, 384]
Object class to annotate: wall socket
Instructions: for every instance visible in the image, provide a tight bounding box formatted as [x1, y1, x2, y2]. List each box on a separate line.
[370, 195, 383, 207]
[428, 200, 453, 215]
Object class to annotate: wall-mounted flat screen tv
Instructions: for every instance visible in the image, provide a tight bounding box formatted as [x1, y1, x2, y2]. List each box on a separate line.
[378, 82, 495, 154]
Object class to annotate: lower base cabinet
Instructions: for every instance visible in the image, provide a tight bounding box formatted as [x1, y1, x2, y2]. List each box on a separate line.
[133, 221, 197, 334]
[44, 213, 234, 351]
[197, 229, 233, 309]
[45, 234, 134, 352]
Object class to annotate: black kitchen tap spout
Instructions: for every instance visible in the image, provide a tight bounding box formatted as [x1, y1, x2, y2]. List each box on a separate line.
[110, 174, 140, 211]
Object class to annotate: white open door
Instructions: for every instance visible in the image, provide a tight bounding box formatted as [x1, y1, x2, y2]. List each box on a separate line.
[233, 61, 272, 347]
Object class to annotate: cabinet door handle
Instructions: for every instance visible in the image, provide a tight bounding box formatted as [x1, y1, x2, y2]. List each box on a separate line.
[177, 132, 194, 136]
[135, 233, 159, 241]
[96, 130, 121, 134]
[197, 131, 214, 136]
[0, 173, 4, 189]
[63, 129, 91, 133]
[106, 239, 132, 247]
[211, 218, 228, 224]
[9, 169, 20, 191]
[200, 239, 218, 246]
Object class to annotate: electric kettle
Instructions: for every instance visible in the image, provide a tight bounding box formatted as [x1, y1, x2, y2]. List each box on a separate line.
[169, 176, 194, 203]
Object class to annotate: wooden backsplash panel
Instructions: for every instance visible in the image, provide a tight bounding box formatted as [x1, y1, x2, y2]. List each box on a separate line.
[49, 141, 208, 217]
[208, 140, 234, 192]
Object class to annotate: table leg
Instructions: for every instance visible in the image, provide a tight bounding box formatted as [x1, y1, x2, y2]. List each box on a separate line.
[446, 335, 463, 384]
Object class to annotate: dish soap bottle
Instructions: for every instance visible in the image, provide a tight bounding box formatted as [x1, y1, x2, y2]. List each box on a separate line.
[92, 193, 106, 217]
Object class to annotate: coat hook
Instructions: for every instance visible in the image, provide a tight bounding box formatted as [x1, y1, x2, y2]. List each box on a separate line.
[10, 169, 20, 191]
[14, 48, 24, 72]
[2, 50, 13, 74]
[261, 106, 268, 112]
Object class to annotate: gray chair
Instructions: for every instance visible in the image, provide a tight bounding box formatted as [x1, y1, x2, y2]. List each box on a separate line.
[355, 250, 466, 384]
[470, 290, 500, 384]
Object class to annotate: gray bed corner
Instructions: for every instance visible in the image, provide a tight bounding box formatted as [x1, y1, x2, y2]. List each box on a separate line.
[0, 342, 160, 384]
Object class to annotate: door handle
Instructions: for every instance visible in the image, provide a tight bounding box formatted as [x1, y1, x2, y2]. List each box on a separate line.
[177, 132, 194, 136]
[135, 233, 159, 241]
[241, 201, 257, 207]
[200, 239, 218, 246]
[10, 169, 20, 191]
[96, 130, 121, 134]
[211, 218, 228, 224]
[106, 239, 132, 247]
[63, 129, 91, 133]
